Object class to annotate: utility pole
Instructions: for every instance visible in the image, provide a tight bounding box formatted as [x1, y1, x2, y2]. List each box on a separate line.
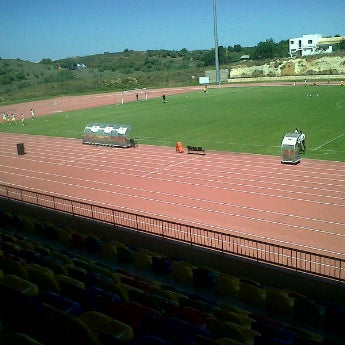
[213, 0, 220, 85]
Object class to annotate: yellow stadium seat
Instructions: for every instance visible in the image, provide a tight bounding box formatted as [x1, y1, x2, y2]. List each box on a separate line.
[215, 273, 240, 297]
[78, 311, 134, 343]
[0, 274, 39, 297]
[28, 263, 60, 293]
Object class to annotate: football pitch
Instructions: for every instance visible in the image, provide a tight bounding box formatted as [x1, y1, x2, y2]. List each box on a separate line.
[1, 85, 345, 161]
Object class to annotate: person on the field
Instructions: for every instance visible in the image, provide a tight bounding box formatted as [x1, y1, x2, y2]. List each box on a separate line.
[11, 114, 17, 125]
[299, 130, 306, 152]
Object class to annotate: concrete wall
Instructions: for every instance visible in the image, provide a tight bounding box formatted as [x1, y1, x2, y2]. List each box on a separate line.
[205, 69, 229, 83]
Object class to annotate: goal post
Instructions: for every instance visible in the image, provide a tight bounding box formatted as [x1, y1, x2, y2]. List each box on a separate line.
[117, 89, 148, 104]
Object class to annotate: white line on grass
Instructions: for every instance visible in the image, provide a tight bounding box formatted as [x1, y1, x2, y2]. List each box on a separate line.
[315, 133, 345, 150]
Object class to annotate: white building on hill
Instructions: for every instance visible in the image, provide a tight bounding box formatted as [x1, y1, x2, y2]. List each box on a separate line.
[289, 34, 340, 57]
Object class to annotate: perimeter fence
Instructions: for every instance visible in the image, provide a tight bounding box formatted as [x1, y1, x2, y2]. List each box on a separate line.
[1, 183, 344, 283]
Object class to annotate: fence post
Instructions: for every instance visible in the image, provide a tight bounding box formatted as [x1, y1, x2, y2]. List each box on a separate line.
[91, 204, 94, 220]
[135, 214, 139, 231]
[112, 209, 115, 226]
[161, 221, 165, 238]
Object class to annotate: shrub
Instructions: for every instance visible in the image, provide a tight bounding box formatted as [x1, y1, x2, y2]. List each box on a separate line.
[252, 69, 264, 77]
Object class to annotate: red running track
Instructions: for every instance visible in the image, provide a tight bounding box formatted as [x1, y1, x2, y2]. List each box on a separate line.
[0, 87, 203, 118]
[0, 133, 345, 261]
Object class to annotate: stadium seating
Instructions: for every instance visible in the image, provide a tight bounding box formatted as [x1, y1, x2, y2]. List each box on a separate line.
[171, 260, 194, 282]
[215, 272, 240, 297]
[265, 287, 294, 316]
[238, 279, 266, 307]
[0, 332, 44, 345]
[1, 207, 345, 345]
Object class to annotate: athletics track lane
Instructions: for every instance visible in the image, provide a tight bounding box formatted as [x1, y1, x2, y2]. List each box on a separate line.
[0, 133, 344, 260]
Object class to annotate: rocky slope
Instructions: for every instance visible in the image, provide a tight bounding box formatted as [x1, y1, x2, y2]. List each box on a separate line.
[229, 56, 345, 79]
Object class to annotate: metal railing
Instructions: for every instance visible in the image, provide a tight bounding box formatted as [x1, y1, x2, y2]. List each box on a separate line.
[1, 183, 344, 283]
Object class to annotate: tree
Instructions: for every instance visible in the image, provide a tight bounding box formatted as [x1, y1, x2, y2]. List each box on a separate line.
[234, 44, 242, 52]
[40, 58, 53, 64]
[276, 39, 289, 58]
[252, 38, 276, 59]
[201, 50, 215, 66]
[179, 48, 188, 56]
[339, 38, 345, 51]
[218, 46, 228, 64]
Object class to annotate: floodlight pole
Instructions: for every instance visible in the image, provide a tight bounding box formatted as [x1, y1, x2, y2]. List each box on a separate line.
[213, 0, 220, 85]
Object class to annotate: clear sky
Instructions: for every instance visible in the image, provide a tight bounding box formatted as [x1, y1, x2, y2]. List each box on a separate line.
[1, 0, 344, 62]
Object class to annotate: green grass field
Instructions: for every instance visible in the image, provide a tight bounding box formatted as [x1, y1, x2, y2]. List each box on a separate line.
[1, 85, 345, 161]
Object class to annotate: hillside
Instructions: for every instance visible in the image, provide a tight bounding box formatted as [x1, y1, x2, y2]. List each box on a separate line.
[1, 51, 344, 104]
[0, 50, 208, 103]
